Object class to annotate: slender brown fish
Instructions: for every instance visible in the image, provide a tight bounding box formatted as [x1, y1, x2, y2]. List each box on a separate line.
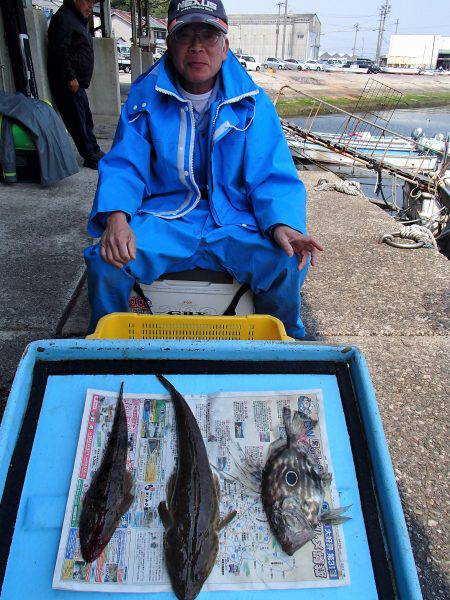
[157, 374, 236, 600]
[79, 382, 134, 563]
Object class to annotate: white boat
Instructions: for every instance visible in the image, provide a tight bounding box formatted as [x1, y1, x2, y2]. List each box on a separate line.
[286, 131, 444, 172]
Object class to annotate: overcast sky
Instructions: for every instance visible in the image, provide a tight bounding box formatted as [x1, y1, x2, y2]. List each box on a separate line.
[222, 0, 450, 57]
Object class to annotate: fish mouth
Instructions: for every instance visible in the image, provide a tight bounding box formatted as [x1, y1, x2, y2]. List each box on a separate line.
[271, 501, 315, 556]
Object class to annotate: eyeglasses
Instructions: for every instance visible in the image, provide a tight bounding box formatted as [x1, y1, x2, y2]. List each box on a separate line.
[172, 27, 222, 47]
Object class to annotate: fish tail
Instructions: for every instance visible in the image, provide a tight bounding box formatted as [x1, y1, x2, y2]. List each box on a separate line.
[283, 407, 307, 444]
[321, 505, 352, 525]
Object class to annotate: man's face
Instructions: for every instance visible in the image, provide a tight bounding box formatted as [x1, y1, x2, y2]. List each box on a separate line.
[74, 0, 94, 19]
[168, 23, 229, 90]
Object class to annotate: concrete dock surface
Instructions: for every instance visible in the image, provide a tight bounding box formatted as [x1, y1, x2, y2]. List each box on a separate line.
[0, 116, 448, 599]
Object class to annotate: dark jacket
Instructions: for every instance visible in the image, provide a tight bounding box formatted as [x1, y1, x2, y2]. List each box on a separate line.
[47, 0, 94, 89]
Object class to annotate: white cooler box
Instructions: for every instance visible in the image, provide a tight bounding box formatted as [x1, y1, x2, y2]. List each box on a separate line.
[128, 269, 254, 316]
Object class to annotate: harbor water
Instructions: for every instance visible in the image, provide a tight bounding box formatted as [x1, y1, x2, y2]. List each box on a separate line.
[288, 106, 450, 208]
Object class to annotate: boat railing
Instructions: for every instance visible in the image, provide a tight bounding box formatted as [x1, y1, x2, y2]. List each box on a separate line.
[275, 83, 445, 192]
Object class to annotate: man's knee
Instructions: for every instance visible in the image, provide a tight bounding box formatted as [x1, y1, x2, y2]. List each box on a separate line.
[84, 243, 102, 269]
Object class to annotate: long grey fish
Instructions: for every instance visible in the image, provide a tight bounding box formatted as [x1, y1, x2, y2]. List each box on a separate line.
[261, 407, 350, 555]
[156, 374, 236, 600]
[79, 382, 135, 563]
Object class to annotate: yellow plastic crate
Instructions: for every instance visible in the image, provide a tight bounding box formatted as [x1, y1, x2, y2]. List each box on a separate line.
[87, 313, 292, 341]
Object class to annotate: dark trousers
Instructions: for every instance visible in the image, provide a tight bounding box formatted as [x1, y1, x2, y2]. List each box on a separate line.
[50, 83, 100, 159]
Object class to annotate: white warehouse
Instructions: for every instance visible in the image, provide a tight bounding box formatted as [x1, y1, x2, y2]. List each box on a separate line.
[227, 13, 321, 63]
[387, 35, 450, 69]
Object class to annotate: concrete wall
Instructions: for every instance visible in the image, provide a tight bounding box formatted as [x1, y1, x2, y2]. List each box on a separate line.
[387, 34, 450, 68]
[24, 8, 52, 101]
[228, 13, 321, 62]
[131, 45, 143, 82]
[87, 37, 121, 117]
[0, 11, 16, 93]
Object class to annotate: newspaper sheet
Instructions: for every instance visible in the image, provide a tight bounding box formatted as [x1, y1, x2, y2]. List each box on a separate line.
[53, 387, 349, 592]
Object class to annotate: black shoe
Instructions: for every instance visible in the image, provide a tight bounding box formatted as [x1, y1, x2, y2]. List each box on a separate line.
[83, 156, 99, 170]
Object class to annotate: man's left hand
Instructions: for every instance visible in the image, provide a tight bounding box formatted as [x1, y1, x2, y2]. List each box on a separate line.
[273, 225, 324, 271]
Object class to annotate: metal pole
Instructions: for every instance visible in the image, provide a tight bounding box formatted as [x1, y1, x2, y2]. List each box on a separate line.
[137, 0, 143, 40]
[394, 18, 399, 34]
[429, 35, 437, 69]
[281, 0, 288, 60]
[102, 0, 112, 38]
[275, 1, 282, 58]
[352, 23, 359, 59]
[130, 0, 137, 45]
[375, 0, 390, 66]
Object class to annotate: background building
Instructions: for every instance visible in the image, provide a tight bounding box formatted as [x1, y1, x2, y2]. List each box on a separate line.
[227, 13, 321, 62]
[387, 35, 450, 69]
[320, 52, 353, 62]
[31, 1, 167, 50]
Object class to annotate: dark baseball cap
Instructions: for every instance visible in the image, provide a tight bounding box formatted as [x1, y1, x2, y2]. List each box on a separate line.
[167, 0, 228, 37]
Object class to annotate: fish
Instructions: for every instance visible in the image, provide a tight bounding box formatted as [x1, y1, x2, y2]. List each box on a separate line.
[78, 382, 135, 563]
[156, 374, 236, 600]
[261, 407, 350, 556]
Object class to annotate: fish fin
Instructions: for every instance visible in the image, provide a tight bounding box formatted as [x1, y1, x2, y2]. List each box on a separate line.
[214, 474, 221, 500]
[321, 505, 352, 525]
[266, 436, 287, 461]
[297, 410, 318, 427]
[158, 501, 172, 529]
[282, 406, 293, 439]
[210, 464, 260, 496]
[218, 510, 237, 531]
[228, 439, 263, 485]
[321, 471, 333, 485]
[166, 472, 177, 506]
[118, 470, 135, 515]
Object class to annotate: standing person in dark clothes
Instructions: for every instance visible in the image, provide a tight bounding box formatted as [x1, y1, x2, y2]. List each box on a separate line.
[47, 0, 104, 169]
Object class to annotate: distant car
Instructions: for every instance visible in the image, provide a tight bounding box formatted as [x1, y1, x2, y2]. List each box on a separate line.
[235, 55, 247, 68]
[117, 52, 131, 73]
[154, 48, 165, 60]
[284, 58, 304, 70]
[238, 54, 261, 71]
[303, 60, 324, 71]
[344, 59, 380, 74]
[264, 57, 286, 70]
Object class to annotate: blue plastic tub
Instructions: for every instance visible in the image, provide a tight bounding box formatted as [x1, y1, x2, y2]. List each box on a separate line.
[0, 340, 422, 599]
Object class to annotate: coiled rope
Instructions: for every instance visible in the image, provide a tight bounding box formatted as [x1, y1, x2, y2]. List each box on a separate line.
[314, 178, 363, 196]
[380, 224, 438, 250]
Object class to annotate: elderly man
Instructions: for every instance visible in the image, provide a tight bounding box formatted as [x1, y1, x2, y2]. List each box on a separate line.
[48, 0, 104, 169]
[85, 0, 322, 337]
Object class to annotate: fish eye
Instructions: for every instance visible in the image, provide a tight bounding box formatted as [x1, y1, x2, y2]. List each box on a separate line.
[285, 470, 298, 486]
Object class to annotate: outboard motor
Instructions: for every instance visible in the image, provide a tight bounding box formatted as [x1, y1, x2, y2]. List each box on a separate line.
[411, 127, 424, 141]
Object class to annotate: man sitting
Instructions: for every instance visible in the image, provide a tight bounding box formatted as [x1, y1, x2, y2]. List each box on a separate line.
[85, 0, 323, 337]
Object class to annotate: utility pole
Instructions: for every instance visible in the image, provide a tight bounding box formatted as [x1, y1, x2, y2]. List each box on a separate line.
[394, 18, 399, 34]
[375, 0, 390, 66]
[352, 23, 359, 59]
[275, 1, 283, 58]
[281, 1, 288, 60]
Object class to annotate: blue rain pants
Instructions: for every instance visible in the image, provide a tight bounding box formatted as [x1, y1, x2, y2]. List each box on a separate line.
[85, 201, 309, 337]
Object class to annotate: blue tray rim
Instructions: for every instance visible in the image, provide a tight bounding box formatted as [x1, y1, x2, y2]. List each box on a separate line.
[0, 339, 422, 599]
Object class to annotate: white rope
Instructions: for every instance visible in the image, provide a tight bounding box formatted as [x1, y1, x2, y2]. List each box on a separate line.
[396, 224, 438, 249]
[315, 178, 363, 196]
[380, 224, 438, 250]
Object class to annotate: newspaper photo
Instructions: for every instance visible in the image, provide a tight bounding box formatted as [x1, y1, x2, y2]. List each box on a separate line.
[53, 386, 349, 592]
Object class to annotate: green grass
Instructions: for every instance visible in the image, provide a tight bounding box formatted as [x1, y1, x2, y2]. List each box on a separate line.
[275, 91, 450, 117]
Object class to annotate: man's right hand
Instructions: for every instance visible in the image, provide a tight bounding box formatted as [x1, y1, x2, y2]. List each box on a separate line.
[100, 212, 136, 268]
[68, 78, 80, 93]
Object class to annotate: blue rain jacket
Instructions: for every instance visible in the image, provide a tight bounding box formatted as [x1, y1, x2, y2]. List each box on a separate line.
[88, 52, 306, 238]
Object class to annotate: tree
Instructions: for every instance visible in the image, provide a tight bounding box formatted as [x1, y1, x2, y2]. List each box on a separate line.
[111, 0, 170, 19]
